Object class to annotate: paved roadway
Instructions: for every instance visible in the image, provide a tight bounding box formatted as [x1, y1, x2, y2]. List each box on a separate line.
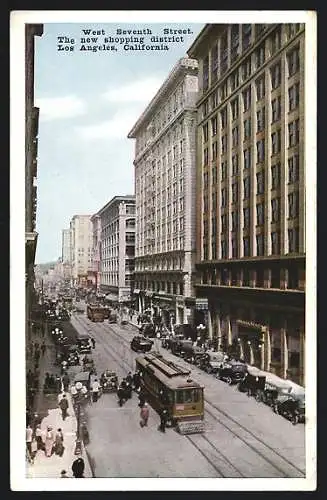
[69, 305, 305, 479]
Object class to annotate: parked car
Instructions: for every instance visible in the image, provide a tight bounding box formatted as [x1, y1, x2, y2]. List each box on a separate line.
[200, 351, 226, 374]
[173, 323, 197, 342]
[130, 335, 153, 353]
[100, 370, 118, 393]
[218, 359, 248, 385]
[238, 372, 266, 400]
[77, 334, 92, 354]
[139, 322, 156, 338]
[182, 344, 205, 365]
[273, 390, 305, 424]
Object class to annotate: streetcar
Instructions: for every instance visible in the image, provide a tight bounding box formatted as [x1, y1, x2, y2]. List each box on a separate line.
[87, 304, 105, 322]
[135, 352, 205, 434]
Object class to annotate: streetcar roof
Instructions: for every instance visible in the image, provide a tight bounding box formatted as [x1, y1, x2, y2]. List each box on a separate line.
[135, 354, 203, 390]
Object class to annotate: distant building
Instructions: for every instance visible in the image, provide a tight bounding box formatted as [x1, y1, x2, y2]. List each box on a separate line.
[69, 215, 93, 286]
[97, 196, 135, 303]
[90, 214, 101, 290]
[128, 56, 198, 327]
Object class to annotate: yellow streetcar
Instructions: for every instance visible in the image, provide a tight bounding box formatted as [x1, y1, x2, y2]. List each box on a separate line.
[87, 304, 105, 322]
[135, 352, 205, 434]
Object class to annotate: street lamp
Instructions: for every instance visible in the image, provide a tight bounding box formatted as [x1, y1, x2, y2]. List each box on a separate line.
[74, 381, 83, 455]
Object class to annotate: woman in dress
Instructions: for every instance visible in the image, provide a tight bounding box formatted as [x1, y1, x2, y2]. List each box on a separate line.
[54, 428, 64, 457]
[44, 425, 55, 457]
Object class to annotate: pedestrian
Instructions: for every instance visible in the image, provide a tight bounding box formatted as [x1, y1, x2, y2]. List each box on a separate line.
[35, 424, 43, 451]
[54, 428, 65, 457]
[71, 456, 85, 478]
[91, 337, 95, 349]
[126, 372, 133, 385]
[26, 424, 33, 457]
[140, 402, 149, 427]
[91, 378, 100, 403]
[41, 341, 46, 356]
[62, 372, 70, 392]
[159, 408, 168, 433]
[59, 394, 69, 420]
[44, 426, 55, 457]
[60, 469, 68, 478]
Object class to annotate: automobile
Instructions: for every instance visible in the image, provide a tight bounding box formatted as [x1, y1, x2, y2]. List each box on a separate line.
[217, 359, 248, 385]
[130, 335, 153, 353]
[139, 322, 156, 338]
[108, 311, 118, 324]
[199, 351, 226, 374]
[273, 390, 305, 424]
[175, 339, 194, 358]
[181, 343, 205, 365]
[77, 335, 92, 354]
[73, 370, 92, 392]
[173, 323, 197, 342]
[100, 370, 119, 393]
[238, 371, 266, 400]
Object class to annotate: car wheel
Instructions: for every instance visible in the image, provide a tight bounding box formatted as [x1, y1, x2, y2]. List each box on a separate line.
[226, 376, 232, 385]
[292, 413, 299, 425]
[273, 404, 279, 414]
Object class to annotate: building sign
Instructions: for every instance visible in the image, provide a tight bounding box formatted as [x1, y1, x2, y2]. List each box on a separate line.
[195, 298, 208, 310]
[237, 320, 266, 331]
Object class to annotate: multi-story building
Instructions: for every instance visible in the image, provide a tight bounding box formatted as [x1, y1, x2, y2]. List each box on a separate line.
[97, 196, 135, 303]
[188, 23, 305, 385]
[90, 214, 101, 290]
[69, 215, 93, 286]
[25, 23, 43, 359]
[61, 229, 71, 263]
[128, 57, 198, 327]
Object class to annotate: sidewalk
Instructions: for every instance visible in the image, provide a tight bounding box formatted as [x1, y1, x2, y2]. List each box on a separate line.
[26, 392, 92, 478]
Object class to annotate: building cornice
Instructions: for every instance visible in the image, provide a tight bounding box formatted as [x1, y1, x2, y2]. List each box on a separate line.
[187, 24, 224, 58]
[127, 56, 198, 138]
[97, 195, 135, 217]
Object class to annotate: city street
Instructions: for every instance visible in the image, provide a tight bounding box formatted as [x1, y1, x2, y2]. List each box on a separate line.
[69, 305, 305, 479]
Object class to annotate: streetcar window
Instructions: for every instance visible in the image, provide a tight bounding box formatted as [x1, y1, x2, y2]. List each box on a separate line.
[184, 391, 193, 403]
[192, 389, 200, 402]
[176, 391, 184, 404]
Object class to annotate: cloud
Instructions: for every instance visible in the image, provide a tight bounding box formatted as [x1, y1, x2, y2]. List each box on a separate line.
[75, 108, 141, 140]
[102, 76, 163, 103]
[35, 95, 87, 121]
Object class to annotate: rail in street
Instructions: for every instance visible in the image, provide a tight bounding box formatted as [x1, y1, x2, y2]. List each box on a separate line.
[70, 311, 305, 478]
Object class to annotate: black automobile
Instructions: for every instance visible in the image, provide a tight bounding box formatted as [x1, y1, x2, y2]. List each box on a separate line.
[200, 351, 226, 374]
[139, 322, 156, 338]
[130, 335, 153, 353]
[238, 372, 266, 400]
[273, 391, 305, 424]
[77, 335, 92, 354]
[217, 360, 248, 384]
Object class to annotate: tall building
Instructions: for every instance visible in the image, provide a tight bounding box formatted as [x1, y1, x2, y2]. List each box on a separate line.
[61, 229, 71, 263]
[25, 23, 43, 351]
[97, 196, 135, 303]
[188, 23, 305, 385]
[69, 215, 93, 286]
[90, 214, 101, 289]
[128, 57, 199, 327]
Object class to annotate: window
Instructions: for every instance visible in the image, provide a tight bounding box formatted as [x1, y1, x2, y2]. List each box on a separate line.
[220, 107, 227, 128]
[287, 46, 300, 76]
[288, 191, 299, 218]
[220, 30, 228, 75]
[211, 116, 218, 136]
[271, 96, 281, 122]
[231, 24, 240, 63]
[221, 135, 227, 154]
[286, 23, 301, 39]
[271, 130, 281, 155]
[212, 141, 218, 161]
[232, 126, 239, 147]
[203, 147, 209, 165]
[221, 214, 227, 232]
[256, 75, 265, 100]
[288, 155, 299, 183]
[203, 55, 209, 91]
[211, 216, 217, 236]
[243, 207, 250, 228]
[255, 24, 267, 40]
[220, 81, 228, 101]
[270, 26, 281, 54]
[231, 97, 239, 120]
[230, 70, 239, 91]
[271, 231, 280, 254]
[244, 147, 251, 169]
[288, 119, 299, 147]
[256, 171, 265, 194]
[288, 82, 300, 111]
[211, 44, 218, 83]
[221, 240, 227, 259]
[256, 203, 264, 225]
[244, 118, 251, 139]
[256, 234, 264, 256]
[212, 165, 218, 184]
[202, 100, 209, 119]
[232, 211, 239, 231]
[243, 236, 250, 257]
[232, 237, 239, 258]
[232, 182, 238, 203]
[203, 123, 208, 142]
[271, 162, 281, 189]
[211, 90, 218, 109]
[232, 154, 239, 175]
[288, 227, 299, 253]
[203, 195, 208, 212]
[256, 139, 265, 163]
[255, 44, 265, 68]
[242, 24, 252, 52]
[221, 161, 227, 180]
[271, 62, 281, 89]
[203, 171, 209, 188]
[271, 197, 280, 222]
[243, 86, 251, 111]
[257, 107, 265, 132]
[244, 176, 251, 199]
[242, 57, 252, 80]
[221, 188, 227, 207]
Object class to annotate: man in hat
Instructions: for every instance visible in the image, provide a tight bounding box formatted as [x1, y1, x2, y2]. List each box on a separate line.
[140, 402, 149, 427]
[59, 394, 69, 420]
[71, 456, 85, 478]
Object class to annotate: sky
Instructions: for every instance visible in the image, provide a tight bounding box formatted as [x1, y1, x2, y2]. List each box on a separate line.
[34, 21, 204, 263]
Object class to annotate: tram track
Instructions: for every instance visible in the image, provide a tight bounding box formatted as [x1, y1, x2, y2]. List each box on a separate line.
[71, 313, 305, 478]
